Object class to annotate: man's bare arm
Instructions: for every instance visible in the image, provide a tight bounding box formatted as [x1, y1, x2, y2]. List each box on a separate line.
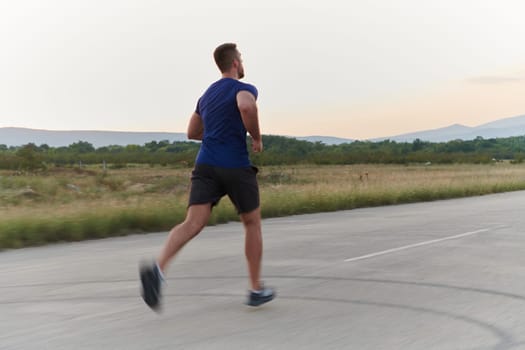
[187, 112, 203, 140]
[237, 90, 262, 152]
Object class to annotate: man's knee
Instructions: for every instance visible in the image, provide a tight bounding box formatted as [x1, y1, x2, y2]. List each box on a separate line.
[241, 207, 261, 227]
[183, 218, 207, 235]
[185, 203, 211, 233]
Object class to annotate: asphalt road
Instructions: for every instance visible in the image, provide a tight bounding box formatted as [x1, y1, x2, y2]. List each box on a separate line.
[2, 191, 525, 350]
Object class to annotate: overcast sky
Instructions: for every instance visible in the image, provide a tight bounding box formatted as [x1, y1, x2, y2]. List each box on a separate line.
[1, 0, 525, 139]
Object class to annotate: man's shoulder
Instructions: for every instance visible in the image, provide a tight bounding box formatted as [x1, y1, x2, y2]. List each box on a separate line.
[205, 78, 255, 90]
[219, 78, 256, 90]
[235, 81, 258, 98]
[203, 78, 258, 99]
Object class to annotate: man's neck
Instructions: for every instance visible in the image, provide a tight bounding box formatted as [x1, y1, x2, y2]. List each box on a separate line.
[222, 71, 239, 80]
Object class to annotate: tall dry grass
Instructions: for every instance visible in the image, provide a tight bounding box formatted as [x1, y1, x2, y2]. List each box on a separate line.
[1, 163, 525, 248]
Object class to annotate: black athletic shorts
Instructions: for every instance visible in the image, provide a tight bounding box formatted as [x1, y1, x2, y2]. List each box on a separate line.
[188, 164, 260, 214]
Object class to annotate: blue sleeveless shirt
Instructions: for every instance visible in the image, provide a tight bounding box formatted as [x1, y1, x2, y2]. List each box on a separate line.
[195, 78, 258, 168]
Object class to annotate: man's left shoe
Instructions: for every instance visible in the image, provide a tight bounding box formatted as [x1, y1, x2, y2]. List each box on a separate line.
[139, 262, 163, 311]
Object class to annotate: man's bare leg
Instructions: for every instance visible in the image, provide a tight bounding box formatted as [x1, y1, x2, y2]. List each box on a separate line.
[240, 207, 263, 291]
[157, 203, 212, 273]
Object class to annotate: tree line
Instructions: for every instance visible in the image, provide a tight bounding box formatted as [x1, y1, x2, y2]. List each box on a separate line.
[1, 135, 525, 170]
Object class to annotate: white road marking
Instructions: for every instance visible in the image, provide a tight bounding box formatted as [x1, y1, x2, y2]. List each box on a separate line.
[344, 228, 491, 263]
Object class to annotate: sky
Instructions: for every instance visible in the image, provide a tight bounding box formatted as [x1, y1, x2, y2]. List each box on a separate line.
[1, 0, 525, 140]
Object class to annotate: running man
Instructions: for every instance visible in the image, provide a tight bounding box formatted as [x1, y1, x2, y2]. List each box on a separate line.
[140, 43, 275, 310]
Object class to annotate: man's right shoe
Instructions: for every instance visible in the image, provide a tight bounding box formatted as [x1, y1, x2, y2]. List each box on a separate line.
[246, 286, 275, 307]
[139, 262, 162, 311]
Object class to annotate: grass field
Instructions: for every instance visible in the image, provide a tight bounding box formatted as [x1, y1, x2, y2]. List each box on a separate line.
[1, 163, 525, 249]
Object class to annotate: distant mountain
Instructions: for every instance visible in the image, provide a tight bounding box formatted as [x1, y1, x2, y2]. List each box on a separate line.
[1, 113, 524, 147]
[295, 135, 353, 145]
[0, 128, 188, 147]
[0, 127, 354, 147]
[374, 114, 525, 142]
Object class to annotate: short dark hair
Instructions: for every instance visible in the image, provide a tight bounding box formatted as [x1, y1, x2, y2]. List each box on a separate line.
[213, 43, 239, 73]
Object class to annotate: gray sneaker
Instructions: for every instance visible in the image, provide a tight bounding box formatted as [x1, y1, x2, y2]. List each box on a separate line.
[246, 285, 275, 306]
[139, 262, 163, 311]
